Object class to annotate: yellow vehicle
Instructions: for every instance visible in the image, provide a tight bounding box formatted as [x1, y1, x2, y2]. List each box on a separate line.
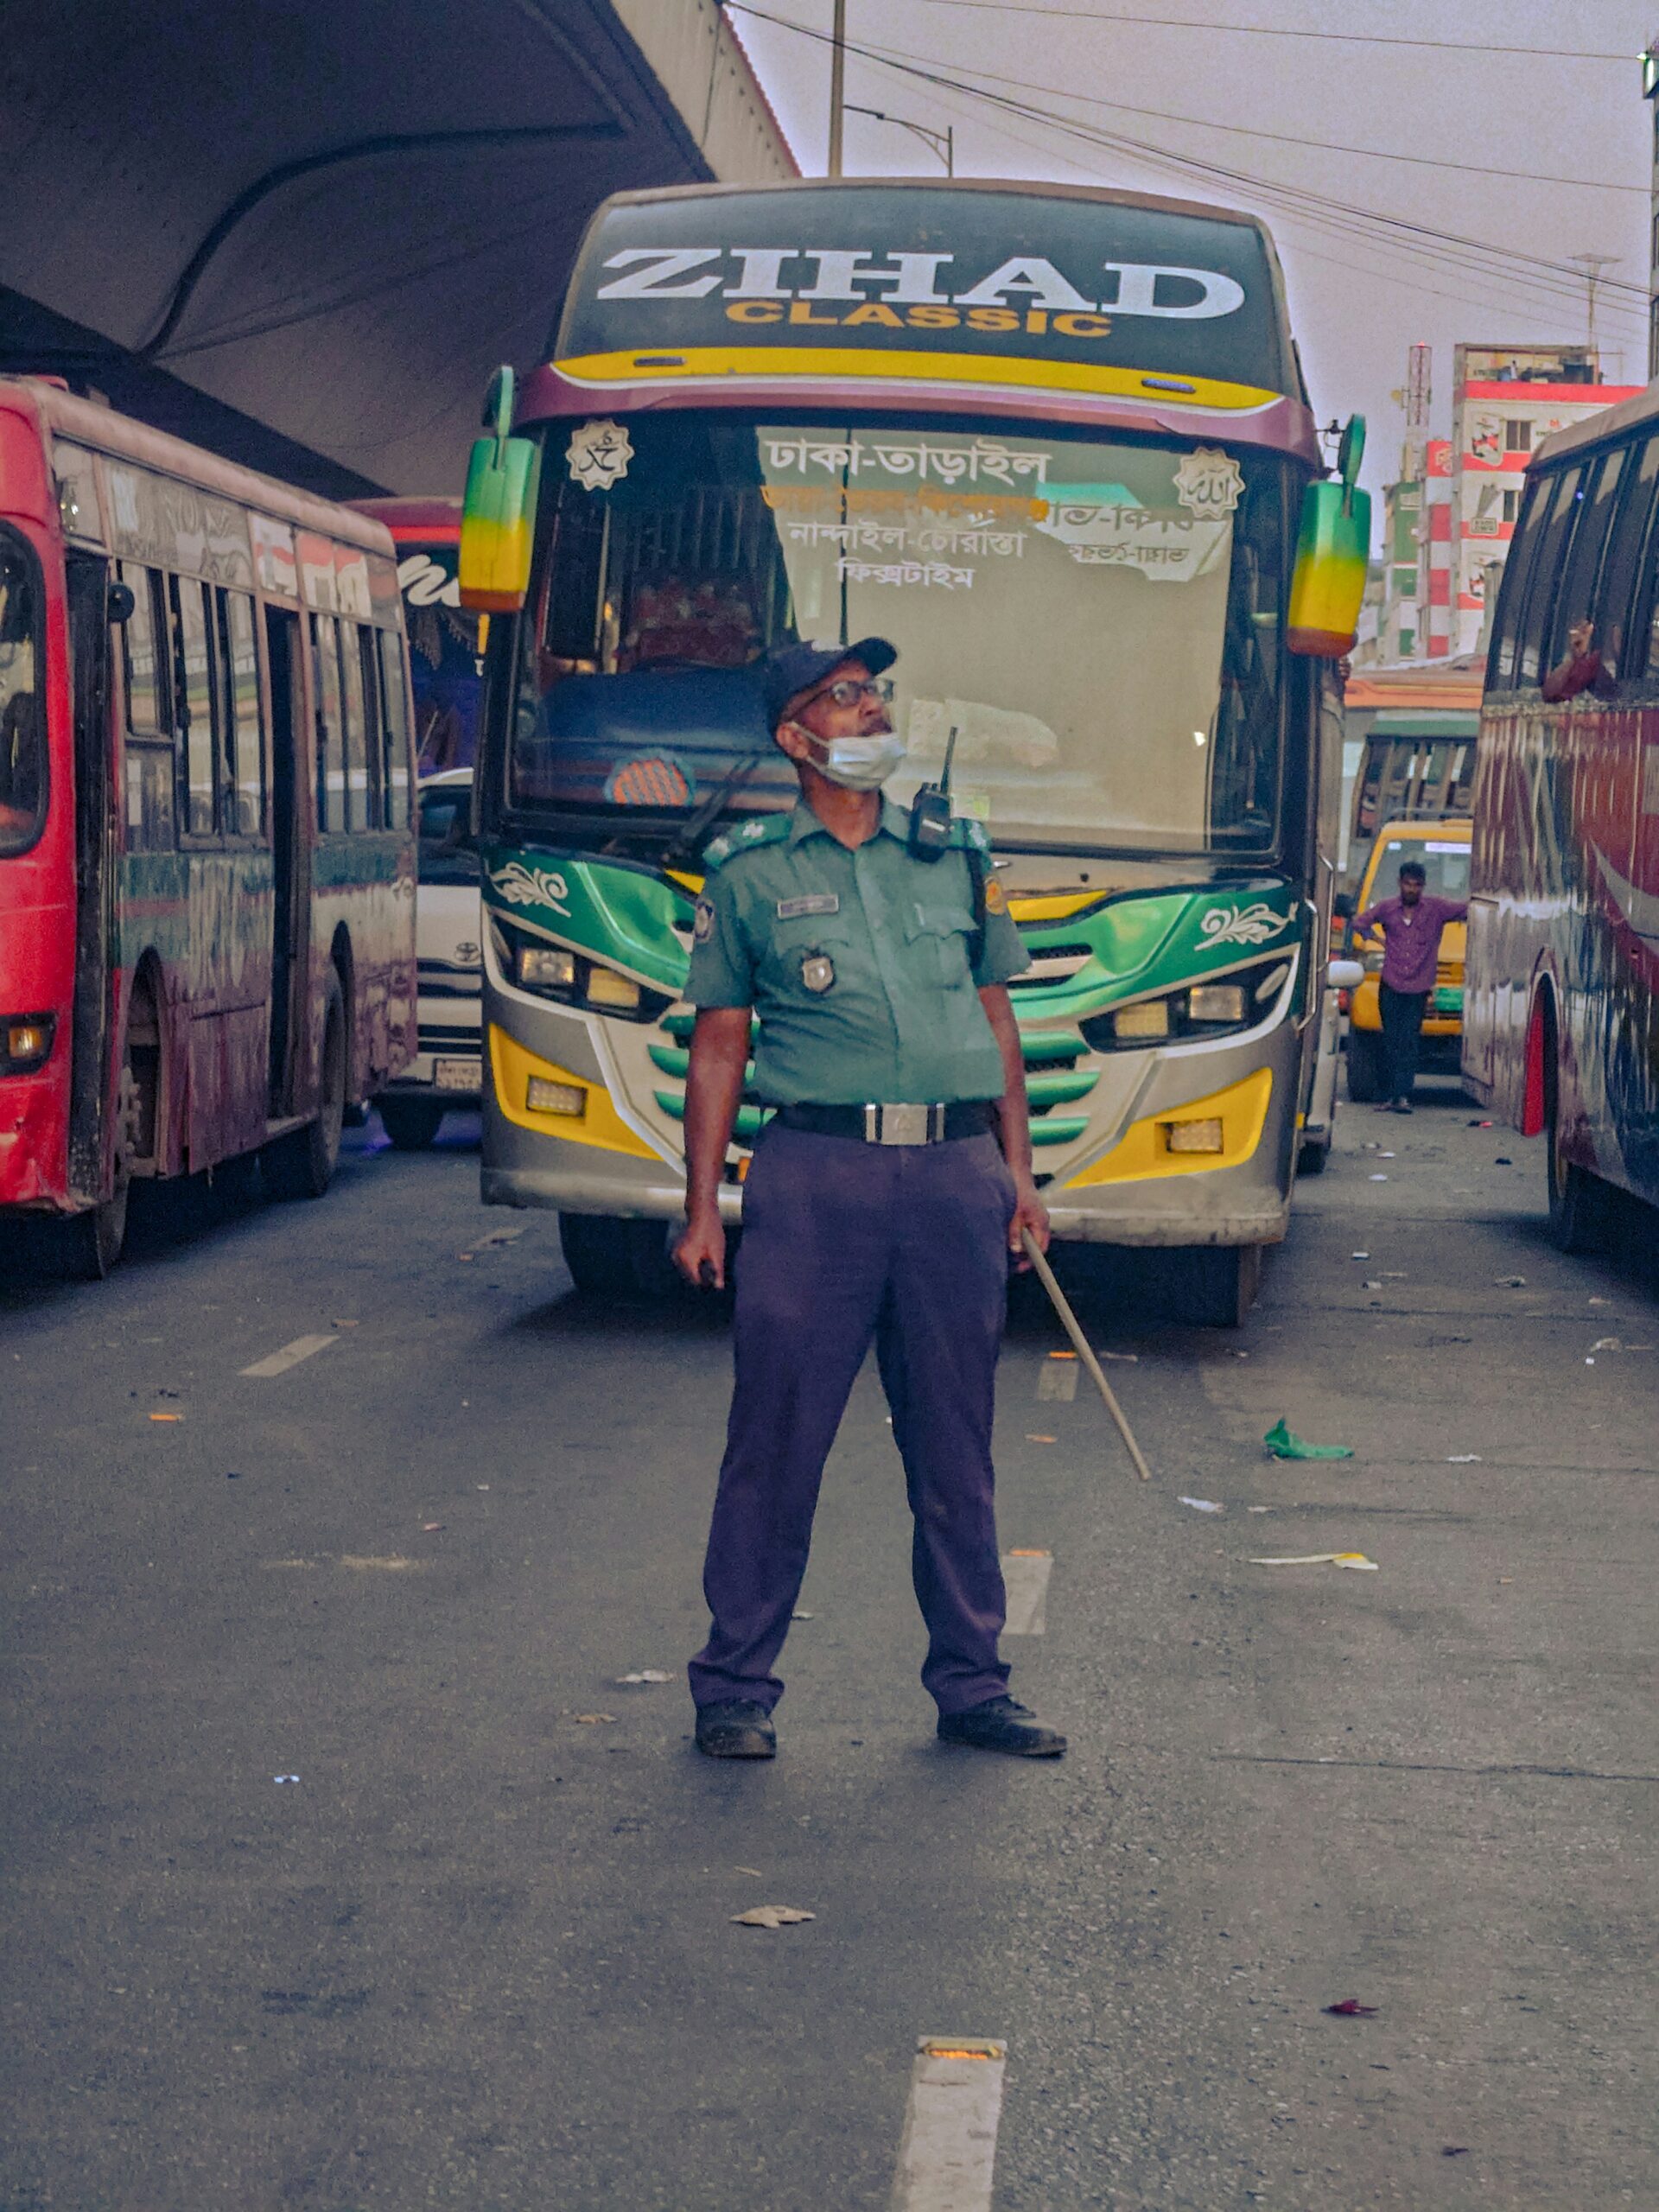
[1341, 819, 1471, 1102]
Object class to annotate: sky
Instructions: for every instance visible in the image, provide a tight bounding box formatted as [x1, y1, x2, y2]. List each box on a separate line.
[728, 0, 1655, 507]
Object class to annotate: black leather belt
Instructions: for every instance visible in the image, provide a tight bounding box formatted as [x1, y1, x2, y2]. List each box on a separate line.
[773, 1101, 995, 1146]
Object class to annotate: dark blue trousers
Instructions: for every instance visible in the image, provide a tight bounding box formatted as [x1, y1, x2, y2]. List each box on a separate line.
[688, 1125, 1016, 1718]
[1379, 983, 1429, 1101]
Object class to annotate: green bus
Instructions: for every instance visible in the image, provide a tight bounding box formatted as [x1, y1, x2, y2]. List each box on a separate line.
[463, 180, 1366, 1323]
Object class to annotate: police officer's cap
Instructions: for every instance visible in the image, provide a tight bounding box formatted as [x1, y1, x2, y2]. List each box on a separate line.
[762, 636, 898, 728]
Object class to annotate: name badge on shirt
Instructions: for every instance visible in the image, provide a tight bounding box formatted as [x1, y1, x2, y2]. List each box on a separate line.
[777, 893, 840, 920]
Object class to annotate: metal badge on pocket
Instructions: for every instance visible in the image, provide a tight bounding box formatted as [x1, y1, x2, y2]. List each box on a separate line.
[801, 952, 836, 995]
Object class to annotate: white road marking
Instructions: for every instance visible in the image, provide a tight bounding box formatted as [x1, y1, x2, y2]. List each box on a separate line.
[1001, 1551, 1052, 1636]
[239, 1333, 340, 1378]
[890, 2037, 1007, 2212]
[1035, 1357, 1078, 1402]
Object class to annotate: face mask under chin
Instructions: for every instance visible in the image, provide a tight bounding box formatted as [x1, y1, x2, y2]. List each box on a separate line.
[800, 728, 908, 791]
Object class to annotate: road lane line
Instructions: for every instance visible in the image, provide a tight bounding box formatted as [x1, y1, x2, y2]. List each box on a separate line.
[1001, 1550, 1052, 1635]
[890, 2037, 1007, 2212]
[1035, 1356, 1078, 1402]
[239, 1334, 340, 1379]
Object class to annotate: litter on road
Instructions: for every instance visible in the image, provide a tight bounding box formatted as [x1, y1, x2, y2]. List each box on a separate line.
[1494, 1275, 1526, 1287]
[1324, 1999, 1379, 2018]
[615, 1669, 673, 1684]
[1263, 1419, 1354, 1461]
[731, 1906, 815, 1929]
[1250, 1552, 1379, 1572]
[272, 1774, 300, 1784]
[574, 1713, 615, 1725]
[1179, 1497, 1224, 1513]
[1369, 1173, 1389, 1182]
[1446, 1455, 1481, 1464]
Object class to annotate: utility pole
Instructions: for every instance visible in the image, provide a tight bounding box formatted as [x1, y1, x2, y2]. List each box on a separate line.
[1644, 40, 1659, 377]
[827, 0, 846, 178]
[1568, 253, 1617, 362]
[844, 105, 955, 173]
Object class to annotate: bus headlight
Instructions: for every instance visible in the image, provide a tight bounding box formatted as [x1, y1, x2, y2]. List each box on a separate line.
[492, 918, 669, 1023]
[1079, 956, 1293, 1053]
[519, 944, 576, 992]
[1187, 982, 1247, 1024]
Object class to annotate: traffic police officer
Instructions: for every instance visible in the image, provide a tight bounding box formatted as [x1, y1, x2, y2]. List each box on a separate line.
[674, 636, 1065, 1761]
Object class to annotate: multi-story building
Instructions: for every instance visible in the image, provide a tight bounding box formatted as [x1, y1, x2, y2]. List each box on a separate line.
[1447, 345, 1640, 654]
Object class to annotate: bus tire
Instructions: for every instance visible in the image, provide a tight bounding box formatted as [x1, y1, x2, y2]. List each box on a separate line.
[1297, 1136, 1329, 1176]
[1543, 1011, 1605, 1255]
[1161, 1242, 1261, 1328]
[559, 1211, 679, 1297]
[1345, 1028, 1385, 1103]
[58, 1185, 130, 1281]
[264, 974, 346, 1201]
[378, 1096, 445, 1150]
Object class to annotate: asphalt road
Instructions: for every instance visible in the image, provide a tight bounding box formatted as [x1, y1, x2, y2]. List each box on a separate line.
[3, 1083, 1656, 2209]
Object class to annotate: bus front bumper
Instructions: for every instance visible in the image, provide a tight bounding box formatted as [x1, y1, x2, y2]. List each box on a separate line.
[482, 993, 1301, 1249]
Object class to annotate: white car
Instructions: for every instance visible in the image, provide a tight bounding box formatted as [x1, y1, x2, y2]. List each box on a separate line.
[376, 770, 481, 1148]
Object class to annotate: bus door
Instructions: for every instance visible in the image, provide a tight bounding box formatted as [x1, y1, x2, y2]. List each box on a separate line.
[264, 606, 308, 1116]
[64, 553, 117, 1203]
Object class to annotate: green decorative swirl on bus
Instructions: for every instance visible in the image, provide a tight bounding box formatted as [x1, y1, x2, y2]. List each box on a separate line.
[484, 842, 1300, 1014]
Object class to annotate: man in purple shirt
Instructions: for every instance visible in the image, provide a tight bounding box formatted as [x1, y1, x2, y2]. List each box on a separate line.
[1353, 861, 1469, 1114]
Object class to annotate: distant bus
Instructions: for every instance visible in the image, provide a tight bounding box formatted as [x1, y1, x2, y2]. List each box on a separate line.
[1339, 660, 1481, 893]
[348, 497, 483, 775]
[1465, 383, 1659, 1247]
[0, 378, 417, 1275]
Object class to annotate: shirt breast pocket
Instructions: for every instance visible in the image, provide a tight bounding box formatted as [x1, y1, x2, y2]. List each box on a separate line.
[908, 903, 977, 988]
[765, 912, 853, 991]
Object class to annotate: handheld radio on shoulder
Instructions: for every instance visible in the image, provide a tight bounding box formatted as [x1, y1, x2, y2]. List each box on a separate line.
[908, 723, 958, 861]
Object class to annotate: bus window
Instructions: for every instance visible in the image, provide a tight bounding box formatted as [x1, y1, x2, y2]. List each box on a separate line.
[1488, 477, 1548, 690]
[416, 776, 478, 885]
[171, 575, 216, 837]
[119, 563, 168, 737]
[311, 613, 345, 832]
[378, 632, 413, 827]
[339, 620, 370, 832]
[1603, 435, 1659, 683]
[220, 591, 264, 838]
[0, 531, 45, 856]
[1546, 447, 1626, 677]
[1370, 833, 1470, 902]
[1516, 466, 1584, 688]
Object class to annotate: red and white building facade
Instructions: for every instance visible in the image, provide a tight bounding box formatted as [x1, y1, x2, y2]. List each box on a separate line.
[1446, 345, 1640, 656]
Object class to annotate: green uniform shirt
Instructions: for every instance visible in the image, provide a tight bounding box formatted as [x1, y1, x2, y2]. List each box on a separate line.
[687, 798, 1030, 1105]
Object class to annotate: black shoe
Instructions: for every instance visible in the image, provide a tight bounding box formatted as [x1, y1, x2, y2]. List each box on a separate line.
[1388, 1098, 1414, 1115]
[937, 1695, 1065, 1758]
[695, 1700, 777, 1759]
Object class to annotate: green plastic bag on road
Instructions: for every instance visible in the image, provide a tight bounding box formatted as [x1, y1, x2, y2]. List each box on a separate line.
[1263, 1417, 1354, 1461]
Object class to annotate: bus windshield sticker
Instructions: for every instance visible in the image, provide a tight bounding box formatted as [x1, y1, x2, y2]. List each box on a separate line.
[251, 514, 298, 599]
[568, 420, 633, 491]
[1174, 448, 1245, 517]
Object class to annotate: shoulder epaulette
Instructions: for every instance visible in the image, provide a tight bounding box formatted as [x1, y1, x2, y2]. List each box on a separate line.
[702, 814, 792, 871]
[949, 817, 992, 855]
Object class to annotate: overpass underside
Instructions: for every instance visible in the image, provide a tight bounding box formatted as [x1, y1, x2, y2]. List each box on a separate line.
[1, 0, 794, 499]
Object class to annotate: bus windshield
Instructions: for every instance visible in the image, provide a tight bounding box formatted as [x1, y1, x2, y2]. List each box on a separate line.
[510, 415, 1288, 861]
[0, 533, 45, 856]
[1370, 834, 1471, 902]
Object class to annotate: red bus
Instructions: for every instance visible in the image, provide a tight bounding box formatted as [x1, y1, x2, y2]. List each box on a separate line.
[1465, 384, 1659, 1248]
[347, 498, 483, 774]
[0, 378, 417, 1275]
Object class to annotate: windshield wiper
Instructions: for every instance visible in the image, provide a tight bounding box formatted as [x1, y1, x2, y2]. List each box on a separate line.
[663, 753, 767, 870]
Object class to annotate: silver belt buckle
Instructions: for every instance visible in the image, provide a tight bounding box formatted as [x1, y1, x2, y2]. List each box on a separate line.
[867, 1102, 933, 1146]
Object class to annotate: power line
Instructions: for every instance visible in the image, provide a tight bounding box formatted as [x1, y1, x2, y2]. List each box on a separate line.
[731, 3, 1648, 308]
[899, 0, 1635, 63]
[912, 49, 1645, 194]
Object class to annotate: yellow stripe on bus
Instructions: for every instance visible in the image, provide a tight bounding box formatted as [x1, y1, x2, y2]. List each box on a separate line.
[554, 347, 1281, 414]
[1007, 890, 1103, 923]
[488, 1026, 658, 1158]
[1065, 1066, 1273, 1186]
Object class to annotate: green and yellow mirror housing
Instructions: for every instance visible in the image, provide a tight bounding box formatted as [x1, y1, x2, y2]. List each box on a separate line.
[1287, 416, 1370, 657]
[459, 365, 541, 614]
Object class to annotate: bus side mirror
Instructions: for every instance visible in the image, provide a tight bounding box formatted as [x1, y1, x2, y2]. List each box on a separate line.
[459, 364, 541, 615]
[1287, 414, 1370, 657]
[1328, 957, 1364, 990]
[1332, 892, 1354, 920]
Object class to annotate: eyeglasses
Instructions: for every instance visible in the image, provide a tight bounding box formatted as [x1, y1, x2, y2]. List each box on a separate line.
[804, 675, 895, 710]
